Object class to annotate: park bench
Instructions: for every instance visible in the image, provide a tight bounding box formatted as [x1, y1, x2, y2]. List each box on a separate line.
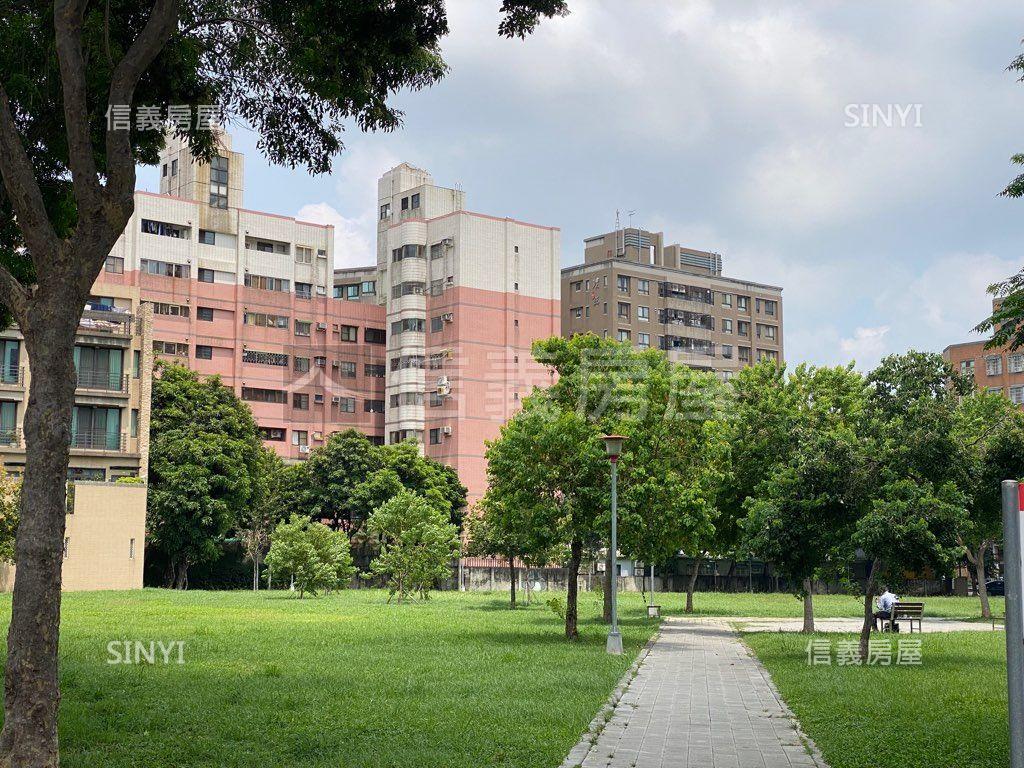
[880, 601, 924, 634]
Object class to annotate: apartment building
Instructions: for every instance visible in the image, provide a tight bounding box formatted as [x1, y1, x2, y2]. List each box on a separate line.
[94, 132, 388, 462]
[561, 228, 783, 377]
[944, 340, 1024, 406]
[0, 285, 153, 481]
[376, 164, 560, 502]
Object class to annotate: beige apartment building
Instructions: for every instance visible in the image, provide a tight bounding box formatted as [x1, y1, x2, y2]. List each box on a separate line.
[562, 228, 783, 376]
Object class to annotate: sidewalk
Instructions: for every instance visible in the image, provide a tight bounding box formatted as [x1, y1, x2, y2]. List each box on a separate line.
[562, 618, 827, 768]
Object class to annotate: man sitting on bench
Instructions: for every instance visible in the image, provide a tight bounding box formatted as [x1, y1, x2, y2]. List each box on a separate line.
[874, 586, 899, 632]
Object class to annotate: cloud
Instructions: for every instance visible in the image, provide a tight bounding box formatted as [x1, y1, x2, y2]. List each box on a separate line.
[295, 202, 374, 270]
[839, 326, 891, 368]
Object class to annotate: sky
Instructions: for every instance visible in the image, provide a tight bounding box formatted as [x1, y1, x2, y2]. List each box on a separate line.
[137, 0, 1024, 371]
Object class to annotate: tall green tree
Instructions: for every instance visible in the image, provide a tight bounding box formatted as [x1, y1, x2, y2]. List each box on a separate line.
[743, 364, 870, 632]
[854, 351, 971, 657]
[264, 514, 356, 598]
[365, 490, 460, 602]
[953, 390, 1024, 618]
[0, 3, 565, 761]
[147, 363, 265, 589]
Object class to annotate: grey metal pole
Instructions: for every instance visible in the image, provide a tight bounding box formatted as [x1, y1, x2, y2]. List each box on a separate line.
[1002, 479, 1024, 768]
[607, 460, 623, 654]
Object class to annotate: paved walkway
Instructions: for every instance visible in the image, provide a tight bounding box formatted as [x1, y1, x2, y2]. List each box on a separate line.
[563, 619, 827, 768]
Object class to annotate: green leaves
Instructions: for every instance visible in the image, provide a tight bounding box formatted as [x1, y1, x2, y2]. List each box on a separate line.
[264, 514, 356, 597]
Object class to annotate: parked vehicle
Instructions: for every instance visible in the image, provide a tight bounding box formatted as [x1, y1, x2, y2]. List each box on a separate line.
[985, 579, 1005, 596]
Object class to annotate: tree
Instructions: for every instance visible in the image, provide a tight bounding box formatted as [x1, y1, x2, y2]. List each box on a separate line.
[147, 364, 265, 589]
[743, 364, 870, 632]
[974, 269, 1024, 352]
[854, 351, 971, 658]
[484, 395, 606, 639]
[0, 3, 565, 761]
[237, 449, 289, 591]
[264, 514, 356, 598]
[953, 390, 1024, 617]
[364, 491, 460, 602]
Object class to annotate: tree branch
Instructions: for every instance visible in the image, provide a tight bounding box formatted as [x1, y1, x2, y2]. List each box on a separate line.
[0, 263, 31, 327]
[0, 86, 61, 263]
[105, 0, 181, 206]
[54, 0, 104, 218]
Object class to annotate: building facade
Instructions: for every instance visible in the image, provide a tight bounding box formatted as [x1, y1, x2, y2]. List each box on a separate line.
[376, 164, 560, 502]
[943, 340, 1024, 406]
[561, 228, 783, 377]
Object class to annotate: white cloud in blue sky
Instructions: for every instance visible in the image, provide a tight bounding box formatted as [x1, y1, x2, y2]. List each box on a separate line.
[138, 0, 1024, 370]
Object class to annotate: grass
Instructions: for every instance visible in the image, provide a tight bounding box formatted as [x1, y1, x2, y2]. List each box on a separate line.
[0, 589, 659, 768]
[656, 591, 1003, 620]
[744, 631, 1009, 768]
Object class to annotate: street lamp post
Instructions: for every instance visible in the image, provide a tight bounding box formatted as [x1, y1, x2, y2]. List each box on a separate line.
[602, 435, 626, 655]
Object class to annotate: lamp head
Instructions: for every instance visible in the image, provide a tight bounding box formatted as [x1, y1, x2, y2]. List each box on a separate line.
[601, 434, 626, 462]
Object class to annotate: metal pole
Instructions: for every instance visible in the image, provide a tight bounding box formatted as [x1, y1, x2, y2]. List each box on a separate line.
[1002, 480, 1024, 768]
[607, 460, 622, 654]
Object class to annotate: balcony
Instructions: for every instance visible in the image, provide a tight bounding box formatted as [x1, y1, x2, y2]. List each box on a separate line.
[0, 428, 21, 448]
[0, 365, 23, 387]
[79, 307, 133, 338]
[70, 430, 127, 452]
[76, 369, 129, 393]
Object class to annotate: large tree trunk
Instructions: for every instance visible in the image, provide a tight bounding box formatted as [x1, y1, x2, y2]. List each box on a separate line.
[685, 556, 703, 614]
[602, 545, 613, 623]
[508, 554, 517, 609]
[802, 578, 815, 633]
[174, 560, 189, 590]
[975, 545, 990, 620]
[859, 558, 881, 660]
[0, 307, 80, 768]
[565, 538, 583, 640]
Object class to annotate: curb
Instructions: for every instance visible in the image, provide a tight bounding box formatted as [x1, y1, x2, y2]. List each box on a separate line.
[557, 626, 661, 768]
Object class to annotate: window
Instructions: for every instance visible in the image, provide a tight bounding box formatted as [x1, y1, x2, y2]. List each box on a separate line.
[365, 364, 386, 378]
[617, 329, 631, 342]
[242, 349, 289, 367]
[391, 244, 425, 262]
[141, 219, 187, 238]
[764, 299, 778, 316]
[244, 274, 290, 292]
[209, 155, 229, 208]
[141, 259, 189, 278]
[637, 279, 650, 296]
[758, 349, 779, 362]
[314, 356, 327, 367]
[431, 316, 444, 333]
[338, 397, 356, 413]
[291, 430, 308, 447]
[198, 268, 215, 283]
[617, 275, 631, 293]
[152, 341, 188, 357]
[431, 243, 444, 259]
[392, 281, 425, 299]
[572, 307, 582, 319]
[401, 196, 409, 211]
[197, 307, 214, 322]
[244, 312, 289, 328]
[722, 319, 733, 334]
[429, 392, 444, 407]
[391, 318, 425, 335]
[361, 281, 376, 295]
[737, 295, 750, 312]
[364, 399, 385, 413]
[132, 350, 140, 378]
[738, 346, 751, 363]
[242, 387, 287, 404]
[411, 193, 420, 209]
[259, 426, 286, 441]
[429, 353, 445, 370]
[988, 387, 1003, 394]
[294, 357, 310, 373]
[380, 203, 391, 220]
[617, 302, 631, 321]
[314, 393, 324, 404]
[756, 298, 762, 314]
[346, 284, 360, 300]
[129, 537, 136, 559]
[365, 328, 386, 345]
[637, 332, 650, 349]
[757, 324, 777, 341]
[292, 393, 309, 410]
[339, 325, 358, 342]
[429, 428, 441, 445]
[722, 293, 732, 307]
[338, 361, 356, 378]
[151, 302, 190, 317]
[171, 159, 178, 176]
[738, 321, 750, 337]
[637, 306, 649, 322]
[295, 282, 312, 299]
[162, 163, 167, 177]
[294, 320, 312, 337]
[390, 392, 424, 407]
[603, 302, 608, 315]
[986, 355, 1003, 376]
[1010, 354, 1024, 374]
[295, 246, 313, 264]
[722, 344, 733, 359]
[104, 256, 124, 273]
[390, 355, 424, 371]
[195, 345, 213, 360]
[131, 409, 139, 438]
[1012, 385, 1024, 405]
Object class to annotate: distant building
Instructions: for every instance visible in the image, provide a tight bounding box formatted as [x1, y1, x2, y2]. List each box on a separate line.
[561, 227, 783, 378]
[943, 340, 1024, 406]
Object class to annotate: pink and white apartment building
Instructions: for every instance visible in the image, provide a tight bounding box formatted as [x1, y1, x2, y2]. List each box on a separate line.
[92, 134, 560, 502]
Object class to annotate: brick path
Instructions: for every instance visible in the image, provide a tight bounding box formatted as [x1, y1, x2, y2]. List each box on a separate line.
[563, 618, 827, 768]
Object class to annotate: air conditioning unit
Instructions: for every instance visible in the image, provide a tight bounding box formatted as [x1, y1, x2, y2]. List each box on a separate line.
[441, 312, 454, 323]
[316, 322, 327, 331]
[442, 425, 452, 436]
[442, 237, 454, 248]
[298, 445, 310, 454]
[436, 376, 450, 396]
[314, 394, 324, 404]
[331, 360, 339, 368]
[331, 396, 341, 404]
[312, 431, 323, 440]
[315, 358, 326, 367]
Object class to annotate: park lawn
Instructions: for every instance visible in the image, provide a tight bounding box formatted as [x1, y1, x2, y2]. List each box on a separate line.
[0, 589, 658, 768]
[655, 590, 1003, 620]
[744, 631, 1009, 768]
